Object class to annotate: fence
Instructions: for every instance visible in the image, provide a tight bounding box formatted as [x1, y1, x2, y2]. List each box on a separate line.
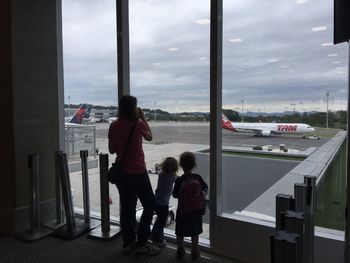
[65, 125, 96, 159]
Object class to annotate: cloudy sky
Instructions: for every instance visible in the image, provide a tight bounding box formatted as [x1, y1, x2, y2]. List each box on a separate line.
[62, 0, 348, 113]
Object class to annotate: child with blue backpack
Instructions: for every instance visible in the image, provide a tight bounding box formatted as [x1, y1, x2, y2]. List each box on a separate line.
[172, 152, 208, 260]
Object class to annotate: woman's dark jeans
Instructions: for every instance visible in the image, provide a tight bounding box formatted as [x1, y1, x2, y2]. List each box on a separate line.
[115, 171, 155, 246]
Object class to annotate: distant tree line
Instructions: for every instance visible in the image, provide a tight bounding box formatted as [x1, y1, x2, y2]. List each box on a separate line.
[143, 109, 209, 122]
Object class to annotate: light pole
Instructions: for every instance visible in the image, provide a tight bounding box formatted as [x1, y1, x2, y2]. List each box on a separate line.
[241, 99, 244, 122]
[68, 96, 71, 117]
[326, 91, 329, 129]
[154, 101, 156, 122]
[290, 103, 296, 113]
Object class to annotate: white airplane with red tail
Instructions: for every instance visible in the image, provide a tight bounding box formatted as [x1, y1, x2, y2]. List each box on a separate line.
[221, 112, 315, 136]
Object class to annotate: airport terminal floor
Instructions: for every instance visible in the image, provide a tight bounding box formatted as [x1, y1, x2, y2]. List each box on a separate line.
[0, 233, 238, 263]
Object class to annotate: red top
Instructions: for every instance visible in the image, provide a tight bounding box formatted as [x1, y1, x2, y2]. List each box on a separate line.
[108, 117, 149, 174]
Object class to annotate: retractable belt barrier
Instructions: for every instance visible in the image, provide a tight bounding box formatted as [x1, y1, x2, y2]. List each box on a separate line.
[44, 151, 65, 230]
[303, 176, 316, 263]
[54, 152, 89, 240]
[276, 194, 295, 231]
[16, 154, 53, 242]
[80, 150, 100, 229]
[88, 153, 120, 240]
[271, 176, 316, 263]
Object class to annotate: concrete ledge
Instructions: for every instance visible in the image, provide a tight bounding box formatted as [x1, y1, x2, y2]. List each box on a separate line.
[244, 131, 346, 217]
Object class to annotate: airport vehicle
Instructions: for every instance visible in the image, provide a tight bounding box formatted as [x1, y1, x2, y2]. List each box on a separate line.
[108, 117, 117, 123]
[65, 104, 92, 126]
[221, 112, 315, 136]
[304, 135, 321, 140]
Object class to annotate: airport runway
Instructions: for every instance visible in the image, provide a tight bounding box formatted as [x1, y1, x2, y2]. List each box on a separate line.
[95, 122, 337, 150]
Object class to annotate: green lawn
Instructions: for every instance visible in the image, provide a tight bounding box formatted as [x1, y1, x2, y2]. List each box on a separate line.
[222, 151, 305, 161]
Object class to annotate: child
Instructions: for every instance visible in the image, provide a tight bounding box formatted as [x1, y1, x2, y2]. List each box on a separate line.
[172, 152, 208, 260]
[151, 157, 178, 247]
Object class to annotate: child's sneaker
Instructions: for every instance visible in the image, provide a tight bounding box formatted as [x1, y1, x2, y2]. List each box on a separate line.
[176, 246, 185, 259]
[135, 243, 161, 255]
[152, 240, 167, 248]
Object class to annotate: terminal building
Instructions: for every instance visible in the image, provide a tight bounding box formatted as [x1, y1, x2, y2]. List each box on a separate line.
[1, 0, 349, 262]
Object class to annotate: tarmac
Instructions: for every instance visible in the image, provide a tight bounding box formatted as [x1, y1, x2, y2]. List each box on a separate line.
[69, 122, 339, 239]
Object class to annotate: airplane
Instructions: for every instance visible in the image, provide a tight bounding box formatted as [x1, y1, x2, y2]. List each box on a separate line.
[221, 112, 315, 136]
[65, 104, 92, 126]
[81, 106, 98, 124]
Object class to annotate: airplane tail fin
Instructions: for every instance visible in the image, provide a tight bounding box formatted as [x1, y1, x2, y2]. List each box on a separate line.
[68, 104, 88, 124]
[222, 112, 236, 131]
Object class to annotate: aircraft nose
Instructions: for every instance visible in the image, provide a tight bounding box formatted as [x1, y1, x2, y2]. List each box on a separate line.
[311, 127, 315, 132]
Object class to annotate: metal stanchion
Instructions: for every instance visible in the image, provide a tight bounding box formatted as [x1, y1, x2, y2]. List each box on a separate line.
[285, 210, 304, 263]
[294, 183, 308, 263]
[271, 231, 300, 263]
[304, 176, 316, 263]
[276, 194, 295, 231]
[16, 154, 53, 241]
[272, 177, 316, 263]
[88, 154, 120, 240]
[54, 152, 89, 240]
[44, 151, 65, 230]
[294, 183, 307, 213]
[80, 150, 100, 229]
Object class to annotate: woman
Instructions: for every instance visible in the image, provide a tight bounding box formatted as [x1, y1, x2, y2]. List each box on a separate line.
[108, 95, 159, 255]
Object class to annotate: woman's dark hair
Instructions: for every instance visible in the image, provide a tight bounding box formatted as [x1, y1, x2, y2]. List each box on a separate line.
[118, 95, 137, 120]
[179, 152, 196, 171]
[161, 157, 178, 174]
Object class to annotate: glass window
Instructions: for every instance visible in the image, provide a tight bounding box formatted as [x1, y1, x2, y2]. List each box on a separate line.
[62, 0, 117, 217]
[221, 0, 348, 232]
[130, 0, 210, 239]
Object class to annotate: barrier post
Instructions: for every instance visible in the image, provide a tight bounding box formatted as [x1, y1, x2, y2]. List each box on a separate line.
[44, 151, 66, 230]
[304, 176, 316, 263]
[276, 194, 295, 231]
[54, 152, 89, 240]
[294, 183, 309, 263]
[271, 231, 300, 263]
[285, 210, 305, 263]
[88, 153, 120, 240]
[80, 150, 100, 229]
[16, 154, 53, 241]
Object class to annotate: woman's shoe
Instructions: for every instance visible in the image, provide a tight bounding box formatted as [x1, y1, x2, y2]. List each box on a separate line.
[191, 249, 200, 260]
[176, 246, 185, 259]
[152, 240, 167, 248]
[122, 242, 136, 254]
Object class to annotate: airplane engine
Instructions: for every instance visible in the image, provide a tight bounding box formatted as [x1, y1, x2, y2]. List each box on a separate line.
[261, 130, 272, 136]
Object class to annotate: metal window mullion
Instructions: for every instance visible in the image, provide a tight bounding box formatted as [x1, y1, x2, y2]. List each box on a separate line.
[344, 42, 350, 263]
[56, 0, 65, 152]
[116, 0, 130, 98]
[209, 0, 223, 245]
